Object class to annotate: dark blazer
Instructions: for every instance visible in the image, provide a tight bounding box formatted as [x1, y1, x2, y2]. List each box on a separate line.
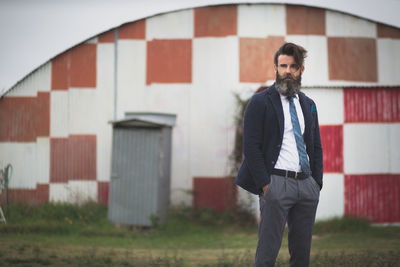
[235, 84, 323, 195]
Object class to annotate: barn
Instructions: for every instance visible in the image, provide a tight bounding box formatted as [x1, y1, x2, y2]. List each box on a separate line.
[0, 1, 399, 224]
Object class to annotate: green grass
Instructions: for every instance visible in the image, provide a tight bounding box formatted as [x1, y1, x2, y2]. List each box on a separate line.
[0, 203, 399, 266]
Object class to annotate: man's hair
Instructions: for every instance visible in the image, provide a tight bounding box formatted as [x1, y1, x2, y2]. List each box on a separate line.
[274, 42, 307, 67]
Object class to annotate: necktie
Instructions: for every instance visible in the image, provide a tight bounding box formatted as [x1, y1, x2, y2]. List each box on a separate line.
[288, 96, 311, 174]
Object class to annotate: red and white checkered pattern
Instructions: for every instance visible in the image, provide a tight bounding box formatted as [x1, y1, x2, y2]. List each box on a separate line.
[0, 4, 399, 222]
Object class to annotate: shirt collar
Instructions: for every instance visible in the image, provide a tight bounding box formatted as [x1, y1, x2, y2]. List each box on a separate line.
[279, 93, 299, 101]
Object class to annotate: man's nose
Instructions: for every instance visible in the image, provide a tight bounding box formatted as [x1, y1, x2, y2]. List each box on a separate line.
[284, 66, 291, 73]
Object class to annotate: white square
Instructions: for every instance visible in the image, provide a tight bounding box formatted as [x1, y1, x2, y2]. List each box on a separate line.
[238, 4, 286, 37]
[50, 181, 97, 204]
[377, 39, 400, 85]
[316, 173, 344, 220]
[389, 124, 400, 173]
[192, 37, 239, 176]
[326, 10, 376, 37]
[51, 91, 69, 137]
[117, 40, 146, 119]
[302, 88, 344, 125]
[146, 9, 193, 40]
[344, 124, 390, 173]
[0, 139, 50, 188]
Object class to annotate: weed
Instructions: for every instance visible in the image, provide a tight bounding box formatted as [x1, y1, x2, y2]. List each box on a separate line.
[4, 201, 108, 225]
[314, 216, 371, 235]
[310, 250, 400, 267]
[17, 244, 28, 255]
[33, 245, 41, 259]
[0, 203, 399, 266]
[150, 214, 160, 228]
[214, 249, 254, 267]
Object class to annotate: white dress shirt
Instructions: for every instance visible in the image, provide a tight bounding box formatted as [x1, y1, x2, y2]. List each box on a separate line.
[274, 93, 307, 172]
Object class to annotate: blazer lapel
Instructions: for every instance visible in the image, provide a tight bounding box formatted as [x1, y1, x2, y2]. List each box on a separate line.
[268, 85, 284, 136]
[299, 92, 312, 141]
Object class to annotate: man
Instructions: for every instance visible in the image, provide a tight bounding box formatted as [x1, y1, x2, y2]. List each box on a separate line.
[235, 42, 323, 267]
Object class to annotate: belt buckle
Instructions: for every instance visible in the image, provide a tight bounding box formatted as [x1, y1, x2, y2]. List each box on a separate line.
[294, 172, 298, 179]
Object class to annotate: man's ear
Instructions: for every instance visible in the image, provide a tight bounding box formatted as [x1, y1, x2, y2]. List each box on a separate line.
[273, 64, 277, 72]
[301, 65, 305, 74]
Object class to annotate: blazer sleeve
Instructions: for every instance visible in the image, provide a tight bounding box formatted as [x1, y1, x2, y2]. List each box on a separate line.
[312, 103, 323, 189]
[243, 94, 270, 190]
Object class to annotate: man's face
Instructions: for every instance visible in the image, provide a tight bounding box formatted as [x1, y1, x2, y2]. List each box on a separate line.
[274, 55, 304, 97]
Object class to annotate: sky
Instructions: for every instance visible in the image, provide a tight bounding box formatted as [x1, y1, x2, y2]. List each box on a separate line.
[1, 0, 399, 96]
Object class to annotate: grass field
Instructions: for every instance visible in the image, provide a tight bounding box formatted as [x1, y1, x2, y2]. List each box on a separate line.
[0, 203, 399, 266]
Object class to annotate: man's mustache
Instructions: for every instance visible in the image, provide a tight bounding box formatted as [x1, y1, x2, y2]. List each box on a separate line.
[280, 74, 295, 80]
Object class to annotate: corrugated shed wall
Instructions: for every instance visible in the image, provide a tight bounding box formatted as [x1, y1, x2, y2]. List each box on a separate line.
[0, 3, 400, 223]
[344, 88, 400, 122]
[345, 175, 400, 223]
[109, 127, 160, 226]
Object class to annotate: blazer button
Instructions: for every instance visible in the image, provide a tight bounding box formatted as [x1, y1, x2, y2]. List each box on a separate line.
[271, 161, 275, 164]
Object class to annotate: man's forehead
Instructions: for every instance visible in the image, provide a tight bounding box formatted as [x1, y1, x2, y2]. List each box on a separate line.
[277, 54, 295, 64]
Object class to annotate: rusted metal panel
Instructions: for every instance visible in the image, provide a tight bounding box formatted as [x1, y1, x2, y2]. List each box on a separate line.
[3, 184, 49, 206]
[320, 125, 343, 173]
[193, 177, 237, 211]
[50, 135, 97, 183]
[328, 38, 377, 82]
[344, 87, 400, 122]
[345, 174, 400, 223]
[0, 92, 50, 142]
[97, 181, 109, 205]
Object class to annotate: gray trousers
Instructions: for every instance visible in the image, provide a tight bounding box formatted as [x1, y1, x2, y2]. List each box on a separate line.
[254, 174, 320, 267]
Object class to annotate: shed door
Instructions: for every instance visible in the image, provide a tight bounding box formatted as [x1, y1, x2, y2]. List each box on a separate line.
[109, 127, 160, 226]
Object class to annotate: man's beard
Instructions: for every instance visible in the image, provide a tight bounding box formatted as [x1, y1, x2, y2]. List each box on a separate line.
[275, 71, 302, 97]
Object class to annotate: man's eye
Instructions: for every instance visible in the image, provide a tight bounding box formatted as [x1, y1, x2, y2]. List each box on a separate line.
[290, 64, 299, 70]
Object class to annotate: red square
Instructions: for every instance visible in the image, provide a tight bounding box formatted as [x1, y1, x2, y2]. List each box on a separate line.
[193, 177, 236, 211]
[146, 39, 192, 84]
[345, 174, 400, 223]
[328, 37, 377, 82]
[194, 5, 237, 37]
[98, 30, 115, 43]
[0, 92, 50, 142]
[286, 5, 325, 35]
[50, 138, 69, 182]
[68, 135, 97, 180]
[98, 181, 109, 205]
[119, 20, 146, 39]
[4, 184, 49, 206]
[377, 23, 400, 38]
[240, 37, 285, 83]
[344, 87, 400, 123]
[320, 125, 343, 173]
[70, 43, 97, 87]
[50, 135, 97, 182]
[36, 92, 50, 138]
[51, 51, 69, 90]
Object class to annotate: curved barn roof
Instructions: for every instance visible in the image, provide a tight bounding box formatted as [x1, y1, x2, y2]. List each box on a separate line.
[1, 0, 399, 96]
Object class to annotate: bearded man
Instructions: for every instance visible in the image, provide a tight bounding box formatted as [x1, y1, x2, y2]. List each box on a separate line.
[235, 42, 323, 267]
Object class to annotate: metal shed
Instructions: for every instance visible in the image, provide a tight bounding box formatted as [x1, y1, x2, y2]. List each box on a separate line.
[108, 112, 176, 226]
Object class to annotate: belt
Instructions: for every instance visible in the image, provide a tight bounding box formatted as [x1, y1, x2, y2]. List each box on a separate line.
[271, 168, 309, 179]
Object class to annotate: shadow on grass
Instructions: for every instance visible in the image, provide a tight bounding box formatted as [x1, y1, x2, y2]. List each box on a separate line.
[1, 247, 399, 267]
[1, 203, 400, 266]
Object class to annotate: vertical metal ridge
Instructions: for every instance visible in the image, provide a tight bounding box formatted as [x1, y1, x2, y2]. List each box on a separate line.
[113, 29, 118, 121]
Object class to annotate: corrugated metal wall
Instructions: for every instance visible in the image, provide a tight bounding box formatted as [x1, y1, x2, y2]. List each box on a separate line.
[109, 127, 160, 226]
[344, 88, 400, 122]
[345, 174, 400, 223]
[0, 4, 399, 224]
[108, 125, 172, 226]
